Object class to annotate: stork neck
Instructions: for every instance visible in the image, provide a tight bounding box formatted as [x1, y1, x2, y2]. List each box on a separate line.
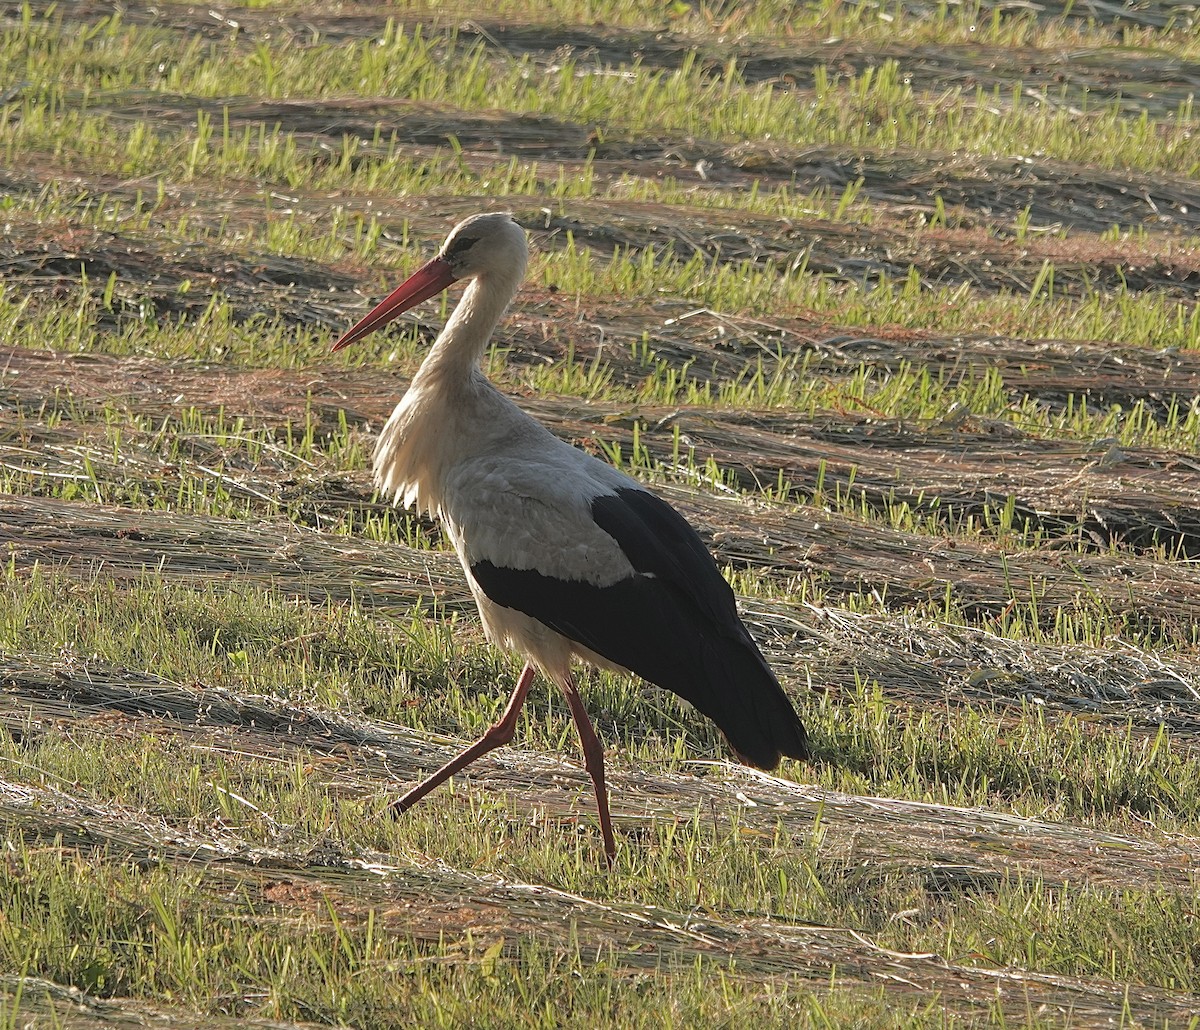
[421, 273, 517, 385]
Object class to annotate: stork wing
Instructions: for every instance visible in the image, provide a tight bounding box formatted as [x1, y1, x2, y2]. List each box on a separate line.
[468, 484, 807, 768]
[589, 486, 744, 630]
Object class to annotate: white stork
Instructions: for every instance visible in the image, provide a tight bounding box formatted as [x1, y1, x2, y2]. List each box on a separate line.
[332, 212, 808, 862]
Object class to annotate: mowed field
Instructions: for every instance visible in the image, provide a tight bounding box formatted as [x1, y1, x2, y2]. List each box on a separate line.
[3, 0, 1200, 1025]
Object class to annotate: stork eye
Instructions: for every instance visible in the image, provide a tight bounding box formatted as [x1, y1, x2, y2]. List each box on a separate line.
[443, 234, 479, 261]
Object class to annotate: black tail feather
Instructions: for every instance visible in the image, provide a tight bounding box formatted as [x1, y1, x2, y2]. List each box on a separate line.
[682, 632, 808, 770]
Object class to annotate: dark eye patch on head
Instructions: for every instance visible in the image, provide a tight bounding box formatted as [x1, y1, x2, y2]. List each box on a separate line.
[443, 234, 479, 260]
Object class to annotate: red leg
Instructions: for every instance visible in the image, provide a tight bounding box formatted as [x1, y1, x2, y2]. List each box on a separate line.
[560, 673, 616, 865]
[391, 662, 536, 816]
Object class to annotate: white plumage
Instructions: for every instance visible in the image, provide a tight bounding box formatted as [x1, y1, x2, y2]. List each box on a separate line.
[333, 212, 808, 863]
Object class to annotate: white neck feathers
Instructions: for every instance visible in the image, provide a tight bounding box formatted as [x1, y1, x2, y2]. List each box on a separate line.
[373, 265, 524, 515]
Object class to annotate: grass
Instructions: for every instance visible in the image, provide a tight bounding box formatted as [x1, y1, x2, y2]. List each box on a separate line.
[2, 0, 1200, 1026]
[5, 568, 1199, 827]
[8, 10, 1200, 172]
[0, 828, 1020, 1029]
[7, 252, 1200, 450]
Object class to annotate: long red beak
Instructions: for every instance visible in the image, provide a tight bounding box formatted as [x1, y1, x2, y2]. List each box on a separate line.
[331, 256, 457, 352]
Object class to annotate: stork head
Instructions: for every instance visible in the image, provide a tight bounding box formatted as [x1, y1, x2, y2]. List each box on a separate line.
[331, 212, 527, 352]
[439, 211, 528, 281]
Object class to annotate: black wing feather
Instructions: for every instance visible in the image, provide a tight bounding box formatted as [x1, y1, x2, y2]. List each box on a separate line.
[471, 486, 807, 768]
